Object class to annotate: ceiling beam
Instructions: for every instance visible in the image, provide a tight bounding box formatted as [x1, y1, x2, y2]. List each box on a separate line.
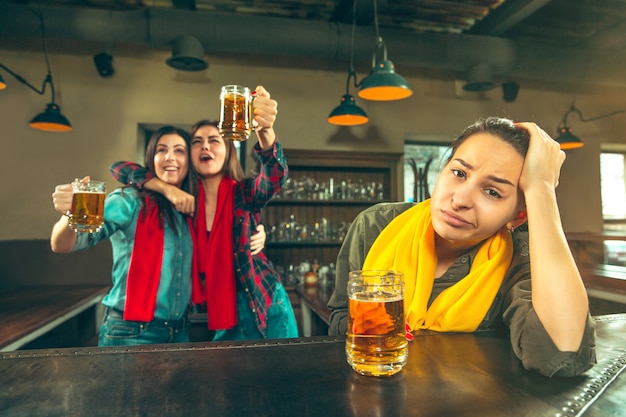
[172, 0, 196, 11]
[0, 2, 625, 88]
[329, 0, 387, 26]
[468, 0, 552, 36]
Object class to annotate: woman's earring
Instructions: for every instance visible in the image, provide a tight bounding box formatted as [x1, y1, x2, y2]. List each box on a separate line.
[509, 226, 515, 233]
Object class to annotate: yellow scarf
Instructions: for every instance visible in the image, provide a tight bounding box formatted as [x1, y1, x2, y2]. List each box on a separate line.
[363, 199, 513, 332]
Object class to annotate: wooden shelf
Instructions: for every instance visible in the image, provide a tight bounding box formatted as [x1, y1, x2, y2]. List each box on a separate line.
[268, 199, 386, 206]
[262, 149, 402, 270]
[267, 241, 343, 248]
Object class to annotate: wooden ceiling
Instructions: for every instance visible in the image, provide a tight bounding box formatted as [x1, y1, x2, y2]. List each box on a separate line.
[9, 0, 626, 50]
[2, 0, 626, 87]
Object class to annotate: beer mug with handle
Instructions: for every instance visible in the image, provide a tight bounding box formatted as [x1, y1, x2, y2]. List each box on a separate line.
[346, 270, 407, 377]
[66, 178, 106, 233]
[218, 84, 254, 141]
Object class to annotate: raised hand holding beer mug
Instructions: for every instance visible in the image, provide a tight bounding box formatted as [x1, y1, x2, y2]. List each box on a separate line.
[65, 177, 106, 233]
[346, 270, 408, 377]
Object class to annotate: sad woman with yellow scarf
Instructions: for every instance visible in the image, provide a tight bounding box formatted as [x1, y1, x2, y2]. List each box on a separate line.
[328, 117, 596, 377]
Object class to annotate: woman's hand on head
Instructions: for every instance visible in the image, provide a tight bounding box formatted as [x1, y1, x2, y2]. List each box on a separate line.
[515, 122, 565, 194]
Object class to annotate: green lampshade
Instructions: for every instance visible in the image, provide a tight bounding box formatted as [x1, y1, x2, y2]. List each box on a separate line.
[357, 60, 412, 101]
[555, 127, 584, 150]
[327, 94, 369, 126]
[29, 103, 73, 132]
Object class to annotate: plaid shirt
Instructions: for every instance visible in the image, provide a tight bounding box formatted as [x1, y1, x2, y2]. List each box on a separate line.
[110, 141, 288, 336]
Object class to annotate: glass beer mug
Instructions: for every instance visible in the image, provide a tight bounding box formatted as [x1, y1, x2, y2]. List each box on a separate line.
[66, 178, 106, 233]
[218, 84, 254, 141]
[346, 270, 407, 377]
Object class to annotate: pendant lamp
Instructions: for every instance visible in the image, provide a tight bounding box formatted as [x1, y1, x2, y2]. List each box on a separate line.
[29, 102, 72, 132]
[0, 66, 72, 132]
[328, 0, 368, 126]
[463, 63, 496, 92]
[357, 0, 412, 101]
[166, 35, 208, 71]
[0, 6, 72, 132]
[556, 104, 625, 151]
[555, 126, 584, 150]
[328, 70, 369, 126]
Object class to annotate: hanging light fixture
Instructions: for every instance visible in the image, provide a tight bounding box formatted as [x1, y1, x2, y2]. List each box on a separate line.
[0, 64, 72, 132]
[357, 0, 412, 101]
[555, 126, 584, 150]
[328, 0, 368, 126]
[556, 104, 625, 150]
[0, 73, 6, 90]
[29, 102, 72, 132]
[166, 35, 209, 72]
[0, 5, 72, 132]
[328, 71, 369, 126]
[463, 63, 496, 92]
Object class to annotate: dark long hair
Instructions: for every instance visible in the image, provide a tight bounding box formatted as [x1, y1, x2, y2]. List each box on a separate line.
[447, 117, 530, 162]
[140, 125, 191, 233]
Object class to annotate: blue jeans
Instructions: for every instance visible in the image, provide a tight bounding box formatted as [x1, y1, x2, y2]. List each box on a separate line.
[98, 308, 190, 346]
[213, 282, 299, 341]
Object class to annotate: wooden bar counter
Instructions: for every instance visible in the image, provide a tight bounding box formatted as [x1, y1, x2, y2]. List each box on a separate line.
[295, 282, 333, 336]
[0, 285, 109, 351]
[1, 314, 625, 417]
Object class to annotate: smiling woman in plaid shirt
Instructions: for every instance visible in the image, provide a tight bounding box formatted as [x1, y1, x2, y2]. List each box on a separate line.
[111, 85, 298, 340]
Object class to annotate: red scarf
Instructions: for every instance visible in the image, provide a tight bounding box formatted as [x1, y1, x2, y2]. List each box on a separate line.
[125, 197, 202, 322]
[124, 198, 164, 321]
[194, 177, 238, 330]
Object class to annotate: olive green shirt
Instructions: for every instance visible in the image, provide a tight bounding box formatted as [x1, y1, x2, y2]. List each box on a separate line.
[327, 202, 596, 377]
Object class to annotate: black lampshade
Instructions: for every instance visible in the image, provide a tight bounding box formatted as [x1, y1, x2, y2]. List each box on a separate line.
[555, 127, 584, 150]
[29, 103, 73, 132]
[166, 35, 208, 71]
[463, 63, 496, 92]
[358, 60, 412, 101]
[0, 73, 6, 90]
[328, 94, 369, 126]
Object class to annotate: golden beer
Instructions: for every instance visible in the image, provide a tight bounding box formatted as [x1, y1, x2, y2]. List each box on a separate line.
[67, 180, 106, 233]
[218, 85, 253, 141]
[346, 270, 407, 377]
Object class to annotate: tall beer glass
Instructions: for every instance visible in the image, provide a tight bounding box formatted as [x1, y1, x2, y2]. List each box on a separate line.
[67, 179, 106, 233]
[218, 84, 254, 141]
[346, 270, 407, 377]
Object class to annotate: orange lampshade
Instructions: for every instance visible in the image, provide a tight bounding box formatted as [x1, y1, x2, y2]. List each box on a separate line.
[29, 103, 73, 132]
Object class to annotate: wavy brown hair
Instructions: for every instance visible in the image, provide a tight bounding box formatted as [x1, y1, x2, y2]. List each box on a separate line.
[139, 125, 191, 233]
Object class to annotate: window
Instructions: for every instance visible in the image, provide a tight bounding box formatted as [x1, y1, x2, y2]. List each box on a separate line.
[600, 151, 626, 231]
[403, 141, 451, 203]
